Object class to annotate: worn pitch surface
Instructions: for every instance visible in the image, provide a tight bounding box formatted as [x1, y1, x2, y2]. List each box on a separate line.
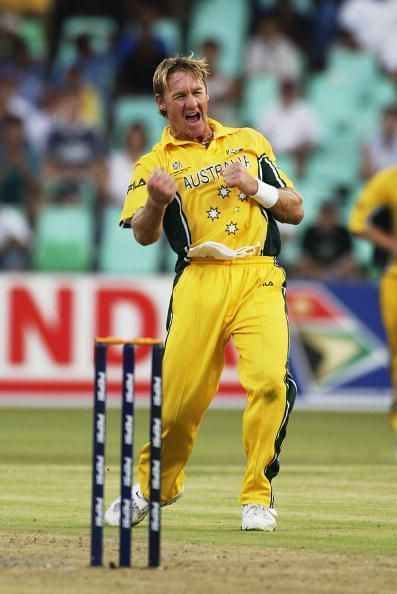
[0, 409, 396, 594]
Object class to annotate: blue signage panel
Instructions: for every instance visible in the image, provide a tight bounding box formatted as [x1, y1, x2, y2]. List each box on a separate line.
[287, 281, 390, 401]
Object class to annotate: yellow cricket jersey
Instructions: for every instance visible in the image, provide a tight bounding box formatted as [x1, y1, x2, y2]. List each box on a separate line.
[349, 166, 397, 274]
[120, 118, 294, 272]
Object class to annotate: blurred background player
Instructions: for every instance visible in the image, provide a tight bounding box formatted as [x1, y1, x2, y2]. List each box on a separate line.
[349, 165, 397, 432]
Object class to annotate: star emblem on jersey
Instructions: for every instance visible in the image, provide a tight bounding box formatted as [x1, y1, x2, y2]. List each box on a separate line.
[238, 193, 247, 201]
[207, 206, 220, 221]
[218, 185, 231, 199]
[226, 221, 239, 235]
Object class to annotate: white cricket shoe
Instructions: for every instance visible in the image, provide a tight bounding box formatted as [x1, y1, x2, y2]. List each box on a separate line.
[104, 483, 184, 527]
[104, 484, 149, 527]
[241, 504, 277, 532]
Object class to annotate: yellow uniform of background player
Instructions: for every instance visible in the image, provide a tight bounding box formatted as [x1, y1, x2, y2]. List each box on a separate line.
[349, 166, 397, 432]
[106, 55, 304, 532]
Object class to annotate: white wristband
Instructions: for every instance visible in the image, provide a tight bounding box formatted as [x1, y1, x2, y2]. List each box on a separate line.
[252, 178, 279, 208]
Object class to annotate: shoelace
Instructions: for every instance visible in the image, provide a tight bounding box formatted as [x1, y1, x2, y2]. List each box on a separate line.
[247, 505, 266, 515]
[245, 504, 274, 517]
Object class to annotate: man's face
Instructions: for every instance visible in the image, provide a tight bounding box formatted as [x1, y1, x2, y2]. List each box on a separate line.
[156, 70, 209, 142]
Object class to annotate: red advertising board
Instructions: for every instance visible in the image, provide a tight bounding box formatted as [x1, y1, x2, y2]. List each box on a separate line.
[0, 275, 389, 408]
[0, 274, 241, 404]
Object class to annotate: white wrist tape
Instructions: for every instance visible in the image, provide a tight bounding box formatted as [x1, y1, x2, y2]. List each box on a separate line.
[252, 179, 279, 208]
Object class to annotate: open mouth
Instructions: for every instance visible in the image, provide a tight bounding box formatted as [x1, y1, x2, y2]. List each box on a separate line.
[185, 113, 201, 124]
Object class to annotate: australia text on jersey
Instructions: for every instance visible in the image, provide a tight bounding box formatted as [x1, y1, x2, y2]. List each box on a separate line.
[127, 154, 251, 194]
[183, 155, 251, 190]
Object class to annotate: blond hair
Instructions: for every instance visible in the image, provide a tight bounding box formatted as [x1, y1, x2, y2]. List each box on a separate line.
[153, 55, 210, 117]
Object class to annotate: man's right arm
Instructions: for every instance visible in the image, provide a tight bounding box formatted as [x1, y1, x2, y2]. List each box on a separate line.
[356, 225, 397, 256]
[132, 168, 178, 245]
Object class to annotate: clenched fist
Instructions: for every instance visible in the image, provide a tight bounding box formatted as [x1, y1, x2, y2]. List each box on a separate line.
[221, 162, 258, 196]
[147, 168, 178, 207]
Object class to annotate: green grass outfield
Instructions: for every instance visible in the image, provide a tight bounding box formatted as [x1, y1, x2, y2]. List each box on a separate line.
[0, 408, 396, 594]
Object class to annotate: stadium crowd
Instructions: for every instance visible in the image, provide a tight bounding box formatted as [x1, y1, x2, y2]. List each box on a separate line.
[0, 0, 396, 276]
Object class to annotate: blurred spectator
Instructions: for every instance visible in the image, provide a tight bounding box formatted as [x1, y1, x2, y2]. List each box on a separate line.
[378, 36, 397, 80]
[0, 33, 45, 105]
[62, 65, 104, 129]
[0, 73, 17, 122]
[0, 71, 53, 154]
[258, 0, 313, 56]
[0, 204, 32, 270]
[338, 0, 397, 58]
[50, 178, 84, 204]
[44, 88, 104, 183]
[244, 14, 302, 81]
[106, 122, 148, 204]
[72, 33, 115, 102]
[200, 39, 240, 125]
[361, 105, 397, 180]
[125, 0, 191, 24]
[47, 0, 123, 65]
[51, 33, 116, 106]
[0, 70, 49, 154]
[256, 78, 321, 178]
[309, 0, 340, 71]
[115, 3, 167, 96]
[325, 27, 378, 99]
[293, 201, 361, 280]
[0, 113, 42, 224]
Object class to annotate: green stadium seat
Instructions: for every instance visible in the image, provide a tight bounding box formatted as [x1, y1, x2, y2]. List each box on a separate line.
[187, 0, 250, 76]
[326, 47, 395, 132]
[20, 17, 47, 59]
[33, 205, 94, 271]
[309, 74, 390, 150]
[42, 179, 97, 209]
[374, 75, 397, 109]
[306, 139, 361, 192]
[240, 75, 278, 127]
[275, 154, 295, 179]
[352, 237, 372, 268]
[57, 15, 117, 67]
[61, 16, 116, 48]
[294, 170, 333, 226]
[154, 17, 183, 54]
[112, 96, 165, 149]
[356, 74, 397, 141]
[308, 72, 360, 129]
[98, 206, 162, 274]
[327, 47, 378, 95]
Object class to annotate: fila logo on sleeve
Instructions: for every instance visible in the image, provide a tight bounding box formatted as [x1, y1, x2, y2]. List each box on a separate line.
[127, 178, 146, 193]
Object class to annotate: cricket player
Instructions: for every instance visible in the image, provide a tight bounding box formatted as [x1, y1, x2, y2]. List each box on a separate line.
[105, 55, 304, 531]
[349, 166, 397, 432]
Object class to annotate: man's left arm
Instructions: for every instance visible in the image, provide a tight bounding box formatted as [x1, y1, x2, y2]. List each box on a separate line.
[268, 187, 303, 224]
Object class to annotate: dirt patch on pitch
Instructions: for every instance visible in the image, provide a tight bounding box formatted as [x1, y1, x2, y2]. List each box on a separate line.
[0, 532, 396, 594]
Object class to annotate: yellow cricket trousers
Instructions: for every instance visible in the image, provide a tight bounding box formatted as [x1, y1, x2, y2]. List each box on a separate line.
[380, 270, 397, 400]
[138, 256, 296, 507]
